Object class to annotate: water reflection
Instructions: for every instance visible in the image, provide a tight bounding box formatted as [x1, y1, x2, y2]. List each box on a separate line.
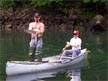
[6, 71, 57, 81]
[6, 69, 81, 81]
[67, 60, 86, 81]
[68, 69, 81, 81]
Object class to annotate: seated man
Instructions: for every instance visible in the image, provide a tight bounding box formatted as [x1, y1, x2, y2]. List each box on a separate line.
[60, 30, 82, 60]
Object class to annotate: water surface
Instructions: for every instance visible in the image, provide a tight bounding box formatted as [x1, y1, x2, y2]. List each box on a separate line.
[0, 30, 107, 81]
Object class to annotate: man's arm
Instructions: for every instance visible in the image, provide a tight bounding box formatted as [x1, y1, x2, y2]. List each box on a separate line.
[27, 23, 33, 35]
[38, 23, 45, 36]
[24, 30, 37, 34]
[62, 42, 71, 51]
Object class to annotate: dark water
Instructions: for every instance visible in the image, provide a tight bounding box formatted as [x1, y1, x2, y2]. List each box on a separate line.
[0, 30, 107, 81]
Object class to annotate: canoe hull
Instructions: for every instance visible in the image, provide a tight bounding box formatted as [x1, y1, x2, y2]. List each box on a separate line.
[6, 49, 87, 76]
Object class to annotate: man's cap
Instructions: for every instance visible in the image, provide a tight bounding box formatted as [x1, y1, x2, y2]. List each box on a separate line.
[73, 30, 80, 35]
[34, 13, 40, 17]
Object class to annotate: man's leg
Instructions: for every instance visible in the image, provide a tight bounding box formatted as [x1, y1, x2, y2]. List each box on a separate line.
[29, 47, 35, 62]
[60, 49, 73, 60]
[35, 47, 42, 62]
[35, 38, 43, 62]
[72, 49, 81, 59]
[28, 39, 36, 62]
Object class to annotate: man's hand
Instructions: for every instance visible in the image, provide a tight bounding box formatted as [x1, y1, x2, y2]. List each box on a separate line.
[62, 41, 70, 51]
[34, 29, 40, 34]
[24, 30, 37, 34]
[62, 48, 65, 51]
[66, 42, 70, 45]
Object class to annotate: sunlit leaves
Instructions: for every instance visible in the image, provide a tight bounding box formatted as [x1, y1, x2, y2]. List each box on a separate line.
[83, 0, 90, 3]
[0, 0, 14, 8]
[0, 0, 107, 9]
[31, 0, 63, 7]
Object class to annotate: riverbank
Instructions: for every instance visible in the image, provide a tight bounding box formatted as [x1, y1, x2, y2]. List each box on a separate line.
[0, 6, 91, 31]
[0, 5, 107, 32]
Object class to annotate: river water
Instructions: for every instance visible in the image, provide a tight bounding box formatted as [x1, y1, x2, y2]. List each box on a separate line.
[0, 29, 107, 81]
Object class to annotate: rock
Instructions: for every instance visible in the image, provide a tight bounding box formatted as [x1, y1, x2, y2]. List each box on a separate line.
[5, 24, 13, 29]
[86, 15, 107, 32]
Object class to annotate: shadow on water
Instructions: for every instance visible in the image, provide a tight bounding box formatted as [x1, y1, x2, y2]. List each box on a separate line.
[6, 59, 87, 81]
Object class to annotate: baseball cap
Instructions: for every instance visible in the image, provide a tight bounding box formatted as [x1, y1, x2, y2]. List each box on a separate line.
[73, 30, 80, 35]
[34, 13, 40, 17]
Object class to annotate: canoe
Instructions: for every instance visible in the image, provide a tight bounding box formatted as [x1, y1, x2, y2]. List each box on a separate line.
[6, 49, 87, 76]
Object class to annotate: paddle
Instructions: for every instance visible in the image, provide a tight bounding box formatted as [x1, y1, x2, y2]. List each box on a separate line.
[49, 53, 73, 64]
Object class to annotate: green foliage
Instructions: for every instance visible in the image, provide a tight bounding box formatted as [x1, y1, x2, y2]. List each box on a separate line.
[82, 0, 108, 3]
[0, 0, 63, 9]
[0, 0, 107, 9]
[0, 0, 14, 8]
[31, 0, 63, 7]
[83, 0, 90, 3]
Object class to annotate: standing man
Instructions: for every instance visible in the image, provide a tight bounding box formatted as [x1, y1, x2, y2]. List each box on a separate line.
[28, 13, 45, 62]
[60, 30, 82, 60]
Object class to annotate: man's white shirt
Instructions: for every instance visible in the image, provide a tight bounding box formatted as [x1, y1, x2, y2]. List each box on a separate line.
[70, 37, 82, 50]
